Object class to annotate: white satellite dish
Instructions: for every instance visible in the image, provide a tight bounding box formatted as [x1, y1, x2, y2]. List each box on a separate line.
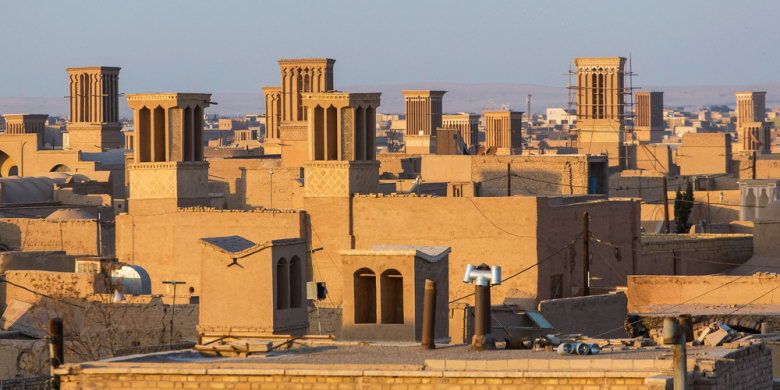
[110, 265, 152, 295]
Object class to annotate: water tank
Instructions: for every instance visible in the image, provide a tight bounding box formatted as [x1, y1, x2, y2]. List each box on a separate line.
[110, 265, 152, 295]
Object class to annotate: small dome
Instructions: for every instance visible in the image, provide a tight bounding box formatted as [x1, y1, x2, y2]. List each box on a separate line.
[45, 208, 96, 221]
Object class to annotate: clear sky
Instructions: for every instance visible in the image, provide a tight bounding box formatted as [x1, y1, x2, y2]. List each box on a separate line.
[0, 0, 777, 96]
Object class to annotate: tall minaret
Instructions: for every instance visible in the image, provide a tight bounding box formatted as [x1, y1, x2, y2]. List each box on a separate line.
[66, 66, 122, 152]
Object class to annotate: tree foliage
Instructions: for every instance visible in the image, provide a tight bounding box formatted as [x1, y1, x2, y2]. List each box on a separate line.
[673, 180, 695, 233]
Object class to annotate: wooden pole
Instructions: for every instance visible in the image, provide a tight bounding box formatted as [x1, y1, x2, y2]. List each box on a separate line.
[582, 212, 590, 296]
[421, 279, 436, 350]
[752, 151, 757, 180]
[49, 318, 64, 390]
[506, 163, 511, 196]
[662, 176, 671, 233]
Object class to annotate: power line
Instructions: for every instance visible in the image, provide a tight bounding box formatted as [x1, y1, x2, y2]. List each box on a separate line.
[590, 233, 780, 271]
[0, 277, 87, 309]
[591, 272, 754, 339]
[449, 233, 581, 304]
[726, 285, 780, 316]
[467, 197, 536, 239]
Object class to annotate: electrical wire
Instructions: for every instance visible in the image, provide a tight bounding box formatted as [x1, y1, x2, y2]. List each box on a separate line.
[449, 233, 582, 304]
[0, 277, 87, 309]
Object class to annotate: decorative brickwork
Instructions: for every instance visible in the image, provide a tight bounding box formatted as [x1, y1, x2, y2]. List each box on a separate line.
[304, 161, 379, 197]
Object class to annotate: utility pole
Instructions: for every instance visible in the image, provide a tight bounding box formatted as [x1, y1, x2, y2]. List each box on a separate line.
[162, 280, 186, 346]
[752, 151, 757, 180]
[582, 212, 590, 296]
[706, 186, 711, 233]
[506, 163, 511, 196]
[662, 176, 671, 234]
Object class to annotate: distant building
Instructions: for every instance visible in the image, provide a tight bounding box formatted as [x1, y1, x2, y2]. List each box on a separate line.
[634, 91, 664, 143]
[573, 57, 627, 169]
[736, 92, 770, 153]
[545, 108, 576, 126]
[482, 110, 522, 155]
[442, 112, 479, 148]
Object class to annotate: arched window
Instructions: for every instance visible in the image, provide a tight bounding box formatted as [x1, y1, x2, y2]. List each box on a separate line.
[7, 166, 18, 177]
[745, 188, 757, 221]
[50, 164, 71, 173]
[276, 258, 289, 310]
[289, 256, 302, 309]
[380, 269, 404, 324]
[353, 268, 376, 324]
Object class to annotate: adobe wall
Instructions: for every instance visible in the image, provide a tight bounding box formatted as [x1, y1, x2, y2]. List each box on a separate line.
[346, 196, 538, 306]
[376, 153, 420, 179]
[420, 155, 472, 182]
[754, 220, 780, 256]
[1, 271, 198, 363]
[56, 343, 773, 390]
[754, 156, 780, 179]
[206, 158, 280, 209]
[628, 144, 674, 175]
[534, 198, 639, 301]
[0, 251, 75, 273]
[640, 189, 743, 232]
[476, 155, 597, 196]
[419, 155, 597, 197]
[2, 270, 106, 306]
[638, 233, 753, 275]
[314, 196, 639, 307]
[115, 209, 305, 295]
[537, 292, 628, 338]
[243, 167, 304, 210]
[627, 273, 780, 313]
[677, 133, 730, 176]
[0, 218, 101, 256]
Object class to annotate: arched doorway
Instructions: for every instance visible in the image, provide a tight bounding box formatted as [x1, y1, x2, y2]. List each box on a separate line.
[276, 258, 289, 310]
[50, 164, 71, 173]
[380, 269, 404, 324]
[353, 268, 376, 324]
[289, 256, 302, 309]
[0, 150, 18, 177]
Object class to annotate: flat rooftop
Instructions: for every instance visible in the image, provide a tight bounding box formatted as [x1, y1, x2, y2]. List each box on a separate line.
[58, 342, 744, 373]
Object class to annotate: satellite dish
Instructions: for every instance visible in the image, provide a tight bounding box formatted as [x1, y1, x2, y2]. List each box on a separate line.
[110, 265, 152, 295]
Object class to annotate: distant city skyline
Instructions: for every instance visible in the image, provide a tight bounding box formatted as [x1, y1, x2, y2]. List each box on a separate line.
[1, 0, 778, 98]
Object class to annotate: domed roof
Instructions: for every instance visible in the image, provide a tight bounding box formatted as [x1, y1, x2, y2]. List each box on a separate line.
[45, 208, 96, 221]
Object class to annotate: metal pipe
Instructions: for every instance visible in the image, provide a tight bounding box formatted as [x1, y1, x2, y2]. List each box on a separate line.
[421, 279, 436, 349]
[472, 282, 492, 350]
[663, 316, 687, 390]
[463, 263, 500, 350]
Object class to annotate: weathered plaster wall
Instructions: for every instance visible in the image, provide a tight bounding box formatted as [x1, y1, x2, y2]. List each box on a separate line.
[638, 233, 753, 275]
[115, 209, 304, 295]
[0, 218, 101, 256]
[627, 273, 780, 313]
[538, 292, 628, 338]
[307, 196, 640, 308]
[419, 155, 599, 197]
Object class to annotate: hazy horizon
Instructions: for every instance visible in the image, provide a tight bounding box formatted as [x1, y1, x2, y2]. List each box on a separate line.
[1, 0, 778, 99]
